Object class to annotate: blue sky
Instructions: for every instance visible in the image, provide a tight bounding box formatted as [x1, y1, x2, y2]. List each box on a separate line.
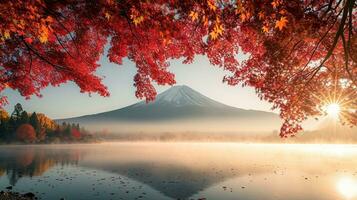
[3, 54, 273, 119]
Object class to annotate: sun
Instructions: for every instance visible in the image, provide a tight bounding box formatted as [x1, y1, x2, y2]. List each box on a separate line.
[325, 103, 341, 118]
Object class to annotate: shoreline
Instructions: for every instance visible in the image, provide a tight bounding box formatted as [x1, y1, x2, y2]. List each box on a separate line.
[0, 191, 35, 200]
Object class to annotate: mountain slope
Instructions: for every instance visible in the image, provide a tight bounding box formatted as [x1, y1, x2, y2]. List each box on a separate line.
[59, 85, 281, 133]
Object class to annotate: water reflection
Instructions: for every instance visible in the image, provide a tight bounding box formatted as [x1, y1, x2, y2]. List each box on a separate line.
[0, 146, 81, 185]
[0, 143, 356, 199]
[337, 177, 357, 199]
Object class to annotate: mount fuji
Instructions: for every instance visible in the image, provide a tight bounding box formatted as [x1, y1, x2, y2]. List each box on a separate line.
[59, 85, 281, 133]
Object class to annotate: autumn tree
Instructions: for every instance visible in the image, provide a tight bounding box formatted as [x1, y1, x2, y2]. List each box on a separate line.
[16, 124, 36, 143]
[0, 104, 90, 143]
[0, 0, 356, 136]
[0, 110, 9, 140]
[35, 113, 57, 132]
[0, 109, 9, 122]
[71, 128, 81, 140]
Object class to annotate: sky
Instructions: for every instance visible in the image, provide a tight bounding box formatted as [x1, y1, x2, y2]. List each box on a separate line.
[3, 53, 274, 119]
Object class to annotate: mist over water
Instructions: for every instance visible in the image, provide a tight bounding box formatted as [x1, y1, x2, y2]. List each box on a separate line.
[0, 143, 356, 199]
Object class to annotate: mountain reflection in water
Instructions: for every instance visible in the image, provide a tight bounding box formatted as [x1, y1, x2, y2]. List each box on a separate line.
[0, 143, 356, 200]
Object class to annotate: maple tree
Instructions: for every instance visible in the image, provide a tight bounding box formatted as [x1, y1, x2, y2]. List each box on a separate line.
[0, 0, 356, 136]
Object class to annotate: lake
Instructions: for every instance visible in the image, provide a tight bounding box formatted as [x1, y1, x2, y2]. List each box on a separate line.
[0, 143, 356, 200]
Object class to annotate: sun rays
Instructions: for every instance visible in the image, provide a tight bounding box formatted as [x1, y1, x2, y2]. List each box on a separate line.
[325, 103, 341, 119]
[311, 79, 357, 124]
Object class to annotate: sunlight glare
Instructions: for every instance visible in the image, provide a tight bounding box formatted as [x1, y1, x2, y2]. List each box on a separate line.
[325, 103, 341, 118]
[337, 177, 357, 199]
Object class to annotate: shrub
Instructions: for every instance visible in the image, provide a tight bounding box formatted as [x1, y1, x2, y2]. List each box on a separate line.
[16, 124, 36, 143]
[71, 128, 81, 140]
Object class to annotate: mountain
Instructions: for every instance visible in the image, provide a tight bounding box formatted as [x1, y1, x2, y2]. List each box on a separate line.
[59, 85, 281, 133]
[134, 85, 226, 108]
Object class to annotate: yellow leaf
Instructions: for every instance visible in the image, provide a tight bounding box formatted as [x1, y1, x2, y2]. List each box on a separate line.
[210, 22, 224, 40]
[189, 11, 198, 21]
[3, 30, 10, 39]
[262, 26, 269, 33]
[130, 9, 144, 26]
[132, 16, 144, 26]
[215, 24, 224, 35]
[275, 16, 288, 31]
[39, 34, 48, 43]
[210, 31, 218, 40]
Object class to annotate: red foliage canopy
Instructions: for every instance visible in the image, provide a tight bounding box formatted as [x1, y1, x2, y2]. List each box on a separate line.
[0, 0, 356, 136]
[16, 124, 36, 143]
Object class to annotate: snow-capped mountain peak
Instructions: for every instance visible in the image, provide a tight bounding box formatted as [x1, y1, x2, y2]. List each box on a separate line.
[136, 85, 226, 107]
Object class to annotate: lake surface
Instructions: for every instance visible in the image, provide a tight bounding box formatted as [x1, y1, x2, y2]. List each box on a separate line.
[0, 143, 356, 200]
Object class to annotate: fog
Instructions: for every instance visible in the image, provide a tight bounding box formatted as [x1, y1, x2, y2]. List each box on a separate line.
[1, 143, 357, 199]
[80, 117, 282, 134]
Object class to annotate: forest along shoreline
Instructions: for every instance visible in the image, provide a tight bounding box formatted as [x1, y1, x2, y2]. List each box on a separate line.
[0, 103, 99, 145]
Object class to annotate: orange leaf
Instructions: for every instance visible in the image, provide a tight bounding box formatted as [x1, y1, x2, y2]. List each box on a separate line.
[279, 9, 287, 15]
[38, 25, 49, 43]
[275, 16, 288, 31]
[105, 12, 111, 20]
[207, 0, 217, 11]
[189, 11, 199, 21]
[240, 13, 247, 22]
[202, 16, 209, 26]
[271, 0, 280, 8]
[258, 11, 265, 20]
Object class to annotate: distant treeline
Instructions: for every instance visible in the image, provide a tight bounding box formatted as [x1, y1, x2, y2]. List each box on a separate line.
[102, 127, 357, 144]
[0, 103, 98, 144]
